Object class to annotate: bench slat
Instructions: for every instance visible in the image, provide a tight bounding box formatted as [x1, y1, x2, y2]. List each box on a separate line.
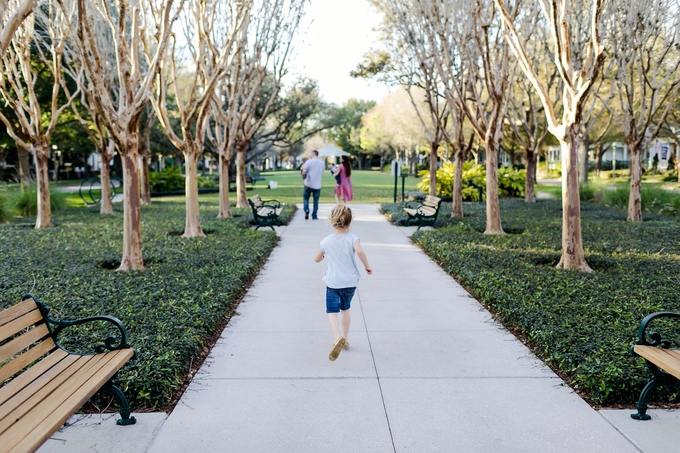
[0, 300, 37, 329]
[0, 349, 67, 406]
[2, 349, 133, 453]
[0, 339, 56, 384]
[424, 195, 441, 205]
[0, 324, 50, 364]
[634, 345, 680, 379]
[0, 354, 86, 434]
[0, 309, 43, 343]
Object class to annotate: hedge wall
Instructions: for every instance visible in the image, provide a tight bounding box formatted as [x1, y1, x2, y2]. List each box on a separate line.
[382, 199, 680, 406]
[0, 200, 294, 409]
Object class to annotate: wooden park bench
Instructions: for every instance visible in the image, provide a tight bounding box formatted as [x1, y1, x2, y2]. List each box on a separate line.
[403, 195, 443, 229]
[248, 194, 283, 231]
[630, 311, 680, 420]
[0, 295, 136, 452]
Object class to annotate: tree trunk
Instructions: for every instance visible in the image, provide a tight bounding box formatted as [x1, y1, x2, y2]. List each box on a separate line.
[235, 143, 248, 208]
[579, 139, 589, 184]
[218, 153, 232, 218]
[429, 141, 439, 196]
[183, 150, 205, 238]
[451, 150, 464, 217]
[627, 144, 643, 222]
[118, 150, 144, 271]
[595, 144, 604, 178]
[525, 150, 536, 203]
[18, 146, 31, 186]
[139, 130, 152, 205]
[33, 147, 52, 228]
[556, 128, 591, 271]
[100, 151, 113, 214]
[484, 139, 504, 234]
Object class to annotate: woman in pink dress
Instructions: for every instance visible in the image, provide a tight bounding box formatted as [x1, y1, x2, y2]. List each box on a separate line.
[332, 156, 353, 203]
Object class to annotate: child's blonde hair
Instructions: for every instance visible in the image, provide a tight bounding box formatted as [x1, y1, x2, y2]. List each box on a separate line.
[329, 205, 352, 229]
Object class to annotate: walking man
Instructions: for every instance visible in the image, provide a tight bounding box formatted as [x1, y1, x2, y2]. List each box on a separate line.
[301, 150, 324, 220]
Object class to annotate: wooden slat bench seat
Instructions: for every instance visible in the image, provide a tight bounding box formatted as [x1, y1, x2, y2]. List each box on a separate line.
[630, 311, 680, 420]
[0, 295, 136, 453]
[248, 194, 283, 231]
[403, 195, 442, 229]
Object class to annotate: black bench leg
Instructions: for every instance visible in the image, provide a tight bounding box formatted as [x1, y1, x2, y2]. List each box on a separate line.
[103, 380, 137, 426]
[631, 379, 661, 420]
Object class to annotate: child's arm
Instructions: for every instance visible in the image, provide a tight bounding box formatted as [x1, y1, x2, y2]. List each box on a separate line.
[354, 241, 373, 275]
[314, 249, 325, 263]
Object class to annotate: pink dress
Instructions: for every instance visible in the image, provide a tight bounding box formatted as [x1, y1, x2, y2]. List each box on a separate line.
[334, 165, 353, 201]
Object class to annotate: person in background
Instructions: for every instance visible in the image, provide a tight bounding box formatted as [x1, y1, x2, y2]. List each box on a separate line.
[332, 155, 353, 204]
[301, 150, 324, 219]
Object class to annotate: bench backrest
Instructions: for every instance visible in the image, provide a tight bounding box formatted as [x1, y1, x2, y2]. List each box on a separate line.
[423, 195, 441, 208]
[0, 297, 56, 385]
[248, 195, 263, 208]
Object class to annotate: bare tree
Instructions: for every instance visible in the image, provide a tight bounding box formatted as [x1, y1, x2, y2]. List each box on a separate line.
[495, 0, 607, 271]
[68, 0, 185, 270]
[229, 0, 306, 208]
[424, 0, 516, 234]
[152, 0, 248, 237]
[361, 0, 450, 196]
[0, 0, 37, 55]
[600, 0, 680, 221]
[61, 31, 118, 215]
[139, 101, 156, 205]
[0, 0, 79, 228]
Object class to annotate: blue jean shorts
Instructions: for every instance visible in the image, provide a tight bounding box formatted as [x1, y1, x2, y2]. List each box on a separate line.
[326, 287, 356, 313]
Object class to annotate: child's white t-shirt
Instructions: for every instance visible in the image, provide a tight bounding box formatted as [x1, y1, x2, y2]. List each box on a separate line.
[320, 233, 361, 289]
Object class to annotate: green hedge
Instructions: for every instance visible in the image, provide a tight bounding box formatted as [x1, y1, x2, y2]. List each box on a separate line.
[382, 199, 680, 406]
[0, 199, 295, 409]
[417, 162, 526, 200]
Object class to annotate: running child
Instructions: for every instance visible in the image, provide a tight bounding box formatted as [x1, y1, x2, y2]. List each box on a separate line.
[314, 205, 372, 361]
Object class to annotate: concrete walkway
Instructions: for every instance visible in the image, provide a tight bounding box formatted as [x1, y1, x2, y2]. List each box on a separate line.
[137, 204, 641, 453]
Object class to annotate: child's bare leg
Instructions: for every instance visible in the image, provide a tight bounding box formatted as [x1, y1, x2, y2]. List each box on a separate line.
[340, 309, 351, 339]
[334, 193, 341, 204]
[327, 313, 340, 340]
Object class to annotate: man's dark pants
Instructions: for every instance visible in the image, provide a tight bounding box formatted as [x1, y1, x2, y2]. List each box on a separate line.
[303, 185, 320, 219]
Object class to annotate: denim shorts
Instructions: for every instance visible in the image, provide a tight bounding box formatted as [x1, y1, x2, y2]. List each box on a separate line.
[326, 287, 356, 313]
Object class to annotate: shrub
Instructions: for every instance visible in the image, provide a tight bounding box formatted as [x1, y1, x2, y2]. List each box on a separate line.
[13, 185, 68, 217]
[149, 166, 185, 192]
[0, 189, 11, 222]
[0, 199, 295, 409]
[197, 174, 218, 188]
[418, 162, 525, 200]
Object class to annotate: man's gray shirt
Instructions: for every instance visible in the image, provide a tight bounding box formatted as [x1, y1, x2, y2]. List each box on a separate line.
[302, 158, 324, 190]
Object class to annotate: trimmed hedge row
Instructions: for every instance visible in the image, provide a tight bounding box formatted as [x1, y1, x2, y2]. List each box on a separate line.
[382, 200, 680, 406]
[0, 200, 294, 408]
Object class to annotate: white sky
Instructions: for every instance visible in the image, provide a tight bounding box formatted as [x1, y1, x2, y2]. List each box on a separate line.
[288, 0, 391, 106]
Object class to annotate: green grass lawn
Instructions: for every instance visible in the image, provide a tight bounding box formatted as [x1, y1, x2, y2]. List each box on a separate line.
[245, 169, 422, 205]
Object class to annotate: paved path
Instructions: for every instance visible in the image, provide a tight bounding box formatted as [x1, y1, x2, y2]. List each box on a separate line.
[144, 204, 639, 453]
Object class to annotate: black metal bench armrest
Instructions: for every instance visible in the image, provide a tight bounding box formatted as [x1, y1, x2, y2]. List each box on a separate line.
[404, 200, 423, 210]
[26, 294, 133, 355]
[631, 311, 680, 353]
[260, 199, 281, 208]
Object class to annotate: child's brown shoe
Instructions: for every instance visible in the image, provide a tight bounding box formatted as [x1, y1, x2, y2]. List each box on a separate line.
[343, 340, 349, 350]
[329, 337, 347, 361]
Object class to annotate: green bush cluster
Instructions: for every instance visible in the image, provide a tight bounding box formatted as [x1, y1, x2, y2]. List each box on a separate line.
[0, 184, 68, 219]
[13, 185, 68, 217]
[381, 199, 680, 406]
[0, 199, 295, 409]
[149, 166, 185, 192]
[580, 183, 680, 217]
[418, 162, 525, 200]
